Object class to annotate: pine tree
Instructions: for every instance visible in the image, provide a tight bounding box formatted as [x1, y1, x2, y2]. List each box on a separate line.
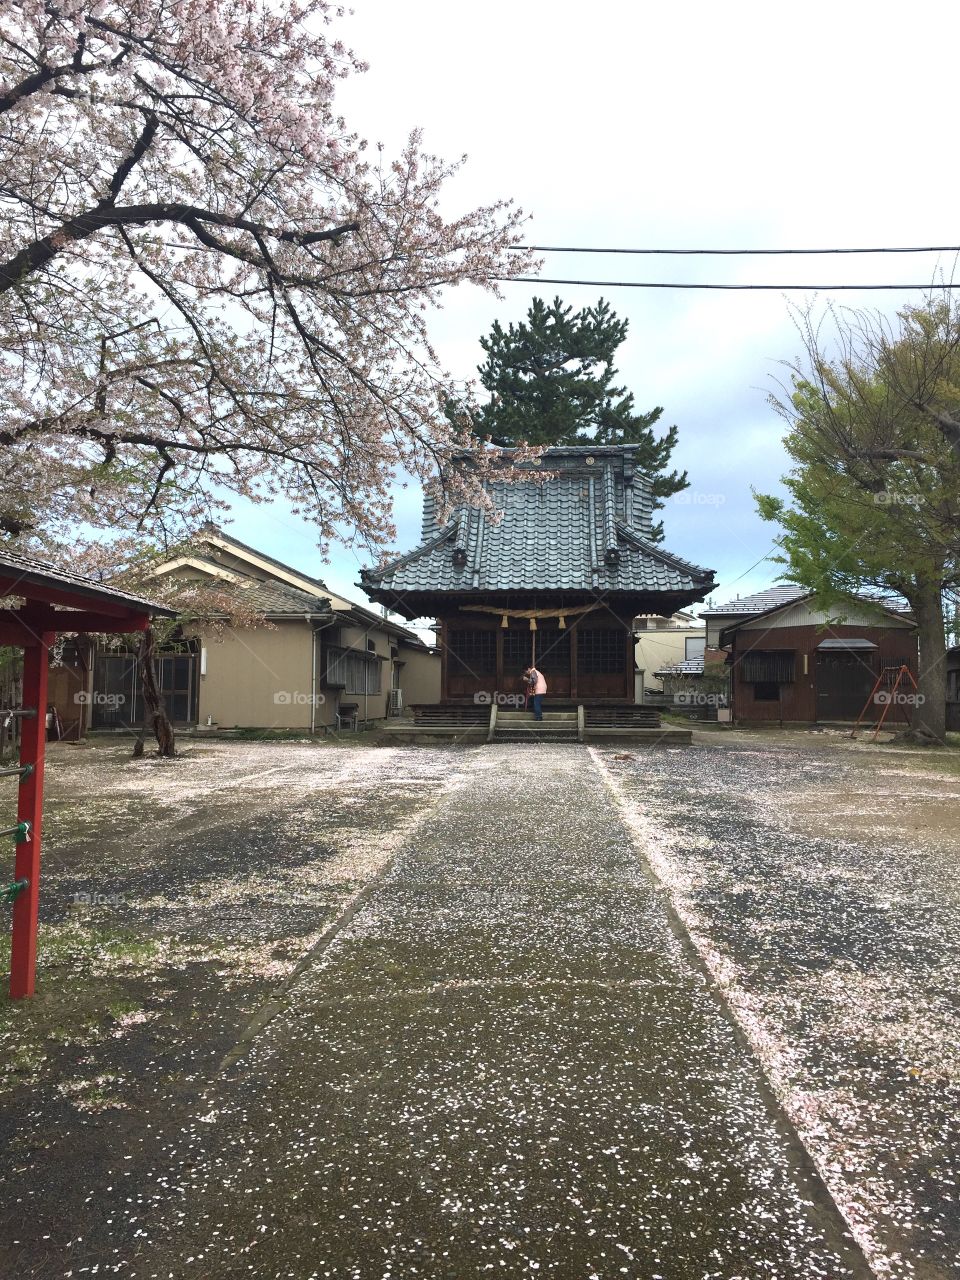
[459, 297, 688, 538]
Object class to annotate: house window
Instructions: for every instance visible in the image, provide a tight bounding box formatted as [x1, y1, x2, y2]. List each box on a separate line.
[448, 628, 496, 675]
[753, 681, 781, 701]
[577, 628, 625, 674]
[325, 647, 381, 695]
[685, 635, 706, 661]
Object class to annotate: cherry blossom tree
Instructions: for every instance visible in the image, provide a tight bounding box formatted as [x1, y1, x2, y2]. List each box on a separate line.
[0, 0, 537, 553]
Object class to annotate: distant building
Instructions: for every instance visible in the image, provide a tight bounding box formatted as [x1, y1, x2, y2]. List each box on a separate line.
[634, 610, 708, 697]
[703, 585, 917, 725]
[69, 528, 440, 735]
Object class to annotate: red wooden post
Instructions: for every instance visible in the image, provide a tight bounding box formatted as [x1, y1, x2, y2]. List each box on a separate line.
[10, 633, 52, 999]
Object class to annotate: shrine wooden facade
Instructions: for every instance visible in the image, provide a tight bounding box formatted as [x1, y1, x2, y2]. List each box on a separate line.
[439, 607, 637, 702]
[361, 446, 716, 705]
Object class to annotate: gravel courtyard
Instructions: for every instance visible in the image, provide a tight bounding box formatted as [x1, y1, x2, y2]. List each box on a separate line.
[1, 734, 957, 1278]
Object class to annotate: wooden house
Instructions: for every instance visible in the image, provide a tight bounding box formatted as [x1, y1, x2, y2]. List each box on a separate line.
[703, 586, 918, 725]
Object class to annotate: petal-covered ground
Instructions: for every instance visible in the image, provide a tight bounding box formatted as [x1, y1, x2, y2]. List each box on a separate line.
[0, 734, 956, 1278]
[597, 738, 960, 1279]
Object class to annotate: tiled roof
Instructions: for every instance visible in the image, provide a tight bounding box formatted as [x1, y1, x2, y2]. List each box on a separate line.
[162, 555, 332, 618]
[655, 657, 705, 676]
[0, 546, 177, 616]
[363, 447, 714, 602]
[237, 576, 332, 617]
[700, 584, 807, 616]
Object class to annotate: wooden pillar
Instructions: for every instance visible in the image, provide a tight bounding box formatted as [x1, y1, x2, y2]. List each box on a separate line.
[570, 624, 578, 700]
[624, 623, 633, 702]
[10, 631, 52, 999]
[439, 617, 449, 703]
[496, 624, 504, 694]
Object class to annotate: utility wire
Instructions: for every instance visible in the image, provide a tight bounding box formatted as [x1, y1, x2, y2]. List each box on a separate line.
[511, 244, 960, 256]
[501, 276, 957, 291]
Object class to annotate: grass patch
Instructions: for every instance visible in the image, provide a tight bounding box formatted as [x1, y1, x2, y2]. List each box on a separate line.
[0, 917, 163, 1094]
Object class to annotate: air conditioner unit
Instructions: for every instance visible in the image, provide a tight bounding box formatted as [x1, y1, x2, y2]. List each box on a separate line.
[388, 688, 403, 716]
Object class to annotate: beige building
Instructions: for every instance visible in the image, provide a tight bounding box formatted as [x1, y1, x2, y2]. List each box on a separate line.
[84, 528, 439, 733]
[633, 610, 707, 696]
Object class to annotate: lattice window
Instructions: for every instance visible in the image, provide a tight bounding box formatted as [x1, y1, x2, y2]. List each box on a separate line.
[503, 629, 530, 673]
[447, 628, 496, 676]
[577, 628, 625, 674]
[535, 628, 571, 674]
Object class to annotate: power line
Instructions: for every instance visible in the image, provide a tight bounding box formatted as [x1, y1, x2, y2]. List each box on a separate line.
[511, 244, 960, 256]
[500, 276, 956, 291]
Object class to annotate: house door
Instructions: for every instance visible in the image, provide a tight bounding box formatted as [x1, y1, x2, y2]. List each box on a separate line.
[815, 652, 876, 721]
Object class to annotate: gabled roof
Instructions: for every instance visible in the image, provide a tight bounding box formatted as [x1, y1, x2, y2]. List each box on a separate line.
[700, 584, 807, 616]
[717, 588, 916, 647]
[155, 533, 428, 645]
[152, 553, 333, 619]
[196, 525, 328, 596]
[362, 447, 714, 612]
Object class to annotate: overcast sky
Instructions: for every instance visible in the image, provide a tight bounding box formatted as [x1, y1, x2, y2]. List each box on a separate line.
[230, 0, 960, 622]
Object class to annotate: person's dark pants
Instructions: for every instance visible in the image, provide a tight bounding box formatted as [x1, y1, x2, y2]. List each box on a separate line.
[532, 694, 543, 721]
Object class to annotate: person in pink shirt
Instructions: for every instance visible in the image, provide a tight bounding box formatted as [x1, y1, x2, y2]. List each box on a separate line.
[524, 665, 547, 721]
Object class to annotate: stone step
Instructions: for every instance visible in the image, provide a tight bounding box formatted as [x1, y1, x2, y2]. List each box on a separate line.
[494, 728, 580, 740]
[496, 727, 578, 737]
[493, 735, 580, 744]
[496, 710, 578, 722]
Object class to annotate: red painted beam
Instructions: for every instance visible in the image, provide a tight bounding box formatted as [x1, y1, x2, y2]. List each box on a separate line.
[44, 610, 151, 634]
[0, 574, 137, 618]
[9, 632, 52, 999]
[0, 607, 150, 641]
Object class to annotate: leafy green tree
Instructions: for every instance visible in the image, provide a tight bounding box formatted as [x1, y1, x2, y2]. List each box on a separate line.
[457, 296, 688, 537]
[757, 298, 960, 744]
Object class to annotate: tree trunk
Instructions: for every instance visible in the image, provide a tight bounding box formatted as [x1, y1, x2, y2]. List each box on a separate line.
[136, 626, 176, 758]
[907, 582, 947, 745]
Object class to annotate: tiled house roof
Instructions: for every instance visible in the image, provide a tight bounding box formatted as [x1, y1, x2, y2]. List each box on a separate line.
[232, 575, 333, 618]
[362, 446, 714, 605]
[161, 553, 333, 619]
[654, 657, 706, 677]
[700, 584, 807, 616]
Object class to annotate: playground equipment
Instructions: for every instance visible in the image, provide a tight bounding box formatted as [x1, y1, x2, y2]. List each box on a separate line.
[850, 664, 919, 742]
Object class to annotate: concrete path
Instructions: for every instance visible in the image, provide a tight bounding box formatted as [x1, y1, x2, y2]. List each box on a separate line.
[136, 746, 868, 1278]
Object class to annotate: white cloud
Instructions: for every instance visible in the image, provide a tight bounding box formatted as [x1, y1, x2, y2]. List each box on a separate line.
[223, 0, 960, 603]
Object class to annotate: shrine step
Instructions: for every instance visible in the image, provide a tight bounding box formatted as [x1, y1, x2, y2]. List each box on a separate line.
[495, 711, 578, 723]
